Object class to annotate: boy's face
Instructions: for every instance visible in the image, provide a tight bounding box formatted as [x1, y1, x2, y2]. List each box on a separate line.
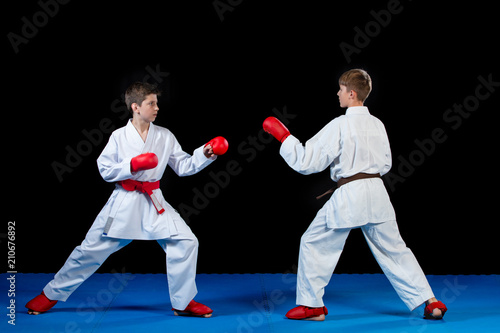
[337, 85, 352, 108]
[133, 94, 159, 123]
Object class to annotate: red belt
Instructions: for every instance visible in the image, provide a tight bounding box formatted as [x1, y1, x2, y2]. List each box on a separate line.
[118, 179, 165, 214]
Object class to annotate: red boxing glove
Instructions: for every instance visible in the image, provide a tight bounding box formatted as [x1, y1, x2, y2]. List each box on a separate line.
[263, 117, 290, 143]
[205, 136, 229, 155]
[131, 152, 158, 172]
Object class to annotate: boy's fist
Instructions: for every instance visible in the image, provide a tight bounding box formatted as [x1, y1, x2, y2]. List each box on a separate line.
[205, 136, 229, 156]
[263, 117, 290, 143]
[131, 152, 158, 172]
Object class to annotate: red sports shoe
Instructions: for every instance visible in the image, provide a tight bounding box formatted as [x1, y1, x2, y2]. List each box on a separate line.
[424, 300, 447, 319]
[173, 300, 213, 318]
[25, 291, 58, 315]
[285, 305, 328, 321]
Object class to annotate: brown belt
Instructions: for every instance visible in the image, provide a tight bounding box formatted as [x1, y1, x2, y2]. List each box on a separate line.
[316, 173, 381, 200]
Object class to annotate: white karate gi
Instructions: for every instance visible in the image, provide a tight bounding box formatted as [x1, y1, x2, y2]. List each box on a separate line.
[280, 106, 435, 311]
[43, 120, 216, 310]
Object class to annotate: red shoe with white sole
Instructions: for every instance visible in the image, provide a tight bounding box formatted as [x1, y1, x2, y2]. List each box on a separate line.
[172, 300, 213, 318]
[25, 291, 58, 315]
[424, 300, 447, 319]
[285, 305, 328, 321]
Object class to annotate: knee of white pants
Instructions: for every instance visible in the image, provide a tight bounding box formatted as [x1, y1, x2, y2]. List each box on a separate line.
[300, 231, 314, 248]
[179, 235, 198, 254]
[299, 233, 307, 247]
[299, 234, 314, 259]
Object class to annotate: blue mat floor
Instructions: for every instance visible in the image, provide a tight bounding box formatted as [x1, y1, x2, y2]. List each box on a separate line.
[2, 273, 500, 332]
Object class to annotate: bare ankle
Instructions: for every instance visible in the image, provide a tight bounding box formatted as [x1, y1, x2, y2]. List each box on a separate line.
[426, 297, 438, 305]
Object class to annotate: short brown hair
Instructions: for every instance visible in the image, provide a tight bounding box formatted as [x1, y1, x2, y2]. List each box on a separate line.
[125, 82, 161, 112]
[338, 69, 372, 102]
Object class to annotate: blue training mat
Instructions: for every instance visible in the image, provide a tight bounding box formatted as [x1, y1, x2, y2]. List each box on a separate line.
[2, 273, 500, 332]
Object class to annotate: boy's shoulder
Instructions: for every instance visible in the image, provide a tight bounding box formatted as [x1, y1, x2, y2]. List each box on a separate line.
[109, 123, 127, 137]
[338, 108, 386, 125]
[152, 123, 172, 133]
[326, 114, 347, 127]
[151, 123, 176, 139]
[322, 111, 387, 134]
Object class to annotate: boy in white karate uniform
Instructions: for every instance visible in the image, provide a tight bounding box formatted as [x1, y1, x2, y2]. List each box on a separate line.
[263, 69, 447, 321]
[26, 82, 228, 317]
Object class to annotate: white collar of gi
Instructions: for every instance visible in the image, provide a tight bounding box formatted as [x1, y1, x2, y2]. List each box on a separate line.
[345, 106, 370, 115]
[126, 119, 156, 146]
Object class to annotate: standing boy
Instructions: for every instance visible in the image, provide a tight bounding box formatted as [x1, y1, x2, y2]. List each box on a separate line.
[263, 69, 447, 321]
[26, 82, 228, 317]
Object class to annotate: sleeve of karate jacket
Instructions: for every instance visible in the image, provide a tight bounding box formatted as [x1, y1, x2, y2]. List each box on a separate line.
[97, 133, 134, 182]
[167, 133, 216, 177]
[279, 119, 341, 175]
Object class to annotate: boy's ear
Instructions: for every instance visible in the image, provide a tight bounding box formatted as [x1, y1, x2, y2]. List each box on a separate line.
[349, 90, 358, 100]
[131, 103, 140, 113]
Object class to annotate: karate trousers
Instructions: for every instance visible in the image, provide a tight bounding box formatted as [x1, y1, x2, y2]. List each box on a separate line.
[42, 218, 199, 311]
[296, 207, 435, 311]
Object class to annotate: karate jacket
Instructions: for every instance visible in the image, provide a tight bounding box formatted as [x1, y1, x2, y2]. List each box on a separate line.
[280, 106, 396, 229]
[94, 120, 215, 240]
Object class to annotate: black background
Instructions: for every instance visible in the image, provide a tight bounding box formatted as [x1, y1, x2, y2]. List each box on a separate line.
[4, 0, 499, 275]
